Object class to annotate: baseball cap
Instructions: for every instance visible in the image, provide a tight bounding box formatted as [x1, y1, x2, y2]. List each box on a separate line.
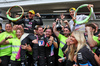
[69, 7, 76, 12]
[28, 10, 35, 15]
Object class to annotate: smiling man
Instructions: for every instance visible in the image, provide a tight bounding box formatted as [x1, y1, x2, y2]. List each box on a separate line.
[14, 10, 43, 33]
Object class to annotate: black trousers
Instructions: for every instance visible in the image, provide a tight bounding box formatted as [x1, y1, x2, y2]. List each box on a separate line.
[21, 34, 36, 62]
[46, 56, 55, 66]
[38, 56, 46, 66]
[11, 60, 21, 66]
[0, 56, 10, 66]
[33, 44, 38, 66]
[26, 54, 33, 66]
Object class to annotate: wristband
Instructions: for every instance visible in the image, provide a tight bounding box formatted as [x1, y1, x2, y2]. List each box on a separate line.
[61, 57, 65, 62]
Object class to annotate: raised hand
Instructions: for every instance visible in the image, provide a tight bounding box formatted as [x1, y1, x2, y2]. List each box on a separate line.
[52, 22, 56, 28]
[60, 13, 65, 19]
[50, 36, 54, 41]
[88, 4, 93, 11]
[36, 13, 41, 17]
[58, 58, 63, 63]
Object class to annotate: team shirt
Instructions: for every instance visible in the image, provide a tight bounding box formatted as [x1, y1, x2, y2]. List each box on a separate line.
[69, 15, 87, 32]
[77, 45, 98, 66]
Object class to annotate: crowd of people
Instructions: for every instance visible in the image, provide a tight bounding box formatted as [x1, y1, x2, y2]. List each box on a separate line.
[0, 4, 100, 66]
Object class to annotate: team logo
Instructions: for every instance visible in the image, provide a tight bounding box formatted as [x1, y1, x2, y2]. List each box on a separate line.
[38, 40, 44, 46]
[78, 52, 83, 60]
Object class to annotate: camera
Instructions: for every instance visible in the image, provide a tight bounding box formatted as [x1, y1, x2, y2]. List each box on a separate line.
[56, 20, 62, 31]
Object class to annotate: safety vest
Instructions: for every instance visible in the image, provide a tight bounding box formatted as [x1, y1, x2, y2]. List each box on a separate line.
[0, 31, 16, 57]
[58, 34, 68, 58]
[8, 38, 21, 61]
[92, 36, 100, 52]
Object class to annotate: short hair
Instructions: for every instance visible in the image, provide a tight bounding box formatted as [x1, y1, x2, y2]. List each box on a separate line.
[45, 27, 53, 33]
[37, 26, 43, 30]
[0, 23, 2, 27]
[85, 23, 96, 32]
[64, 26, 71, 32]
[5, 23, 12, 27]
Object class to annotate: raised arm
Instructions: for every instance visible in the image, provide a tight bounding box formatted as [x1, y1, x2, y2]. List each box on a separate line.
[53, 22, 59, 37]
[86, 27, 97, 47]
[34, 13, 43, 25]
[14, 19, 25, 25]
[87, 4, 93, 11]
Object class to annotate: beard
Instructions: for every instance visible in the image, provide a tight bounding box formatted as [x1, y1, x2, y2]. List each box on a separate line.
[64, 32, 71, 37]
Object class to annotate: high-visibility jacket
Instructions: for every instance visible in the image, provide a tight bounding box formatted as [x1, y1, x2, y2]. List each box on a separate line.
[8, 37, 21, 61]
[0, 31, 16, 57]
[92, 36, 100, 52]
[58, 34, 68, 58]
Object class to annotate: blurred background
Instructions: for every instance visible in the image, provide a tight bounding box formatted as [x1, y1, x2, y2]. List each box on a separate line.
[0, 0, 100, 29]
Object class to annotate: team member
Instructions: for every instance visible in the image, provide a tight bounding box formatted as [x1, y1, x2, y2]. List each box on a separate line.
[85, 24, 100, 52]
[58, 37, 75, 66]
[69, 4, 94, 32]
[32, 27, 47, 66]
[20, 31, 38, 66]
[53, 23, 71, 66]
[0, 23, 16, 66]
[45, 27, 58, 66]
[16, 10, 43, 65]
[0, 29, 24, 66]
[14, 10, 43, 33]
[69, 31, 100, 66]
